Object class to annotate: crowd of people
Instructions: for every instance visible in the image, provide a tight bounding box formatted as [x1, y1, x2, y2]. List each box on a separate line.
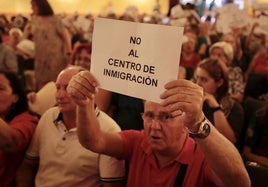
[0, 0, 267, 186]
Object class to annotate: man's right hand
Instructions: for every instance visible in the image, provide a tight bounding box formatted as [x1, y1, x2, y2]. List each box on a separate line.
[67, 71, 99, 106]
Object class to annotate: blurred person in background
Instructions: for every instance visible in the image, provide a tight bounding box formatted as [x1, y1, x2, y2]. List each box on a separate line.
[195, 58, 244, 147]
[209, 41, 245, 103]
[5, 27, 23, 52]
[0, 70, 38, 187]
[0, 28, 18, 73]
[17, 66, 125, 187]
[30, 0, 72, 91]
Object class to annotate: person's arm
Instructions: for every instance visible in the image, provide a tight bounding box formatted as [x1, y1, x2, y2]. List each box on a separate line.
[95, 88, 113, 113]
[243, 145, 268, 167]
[16, 157, 39, 187]
[244, 52, 258, 82]
[198, 43, 208, 58]
[245, 22, 259, 50]
[160, 79, 250, 187]
[213, 109, 236, 143]
[0, 113, 38, 152]
[195, 123, 250, 187]
[67, 71, 124, 158]
[204, 93, 236, 143]
[0, 118, 20, 152]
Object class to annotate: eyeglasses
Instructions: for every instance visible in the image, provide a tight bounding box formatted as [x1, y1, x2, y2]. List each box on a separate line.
[141, 112, 174, 123]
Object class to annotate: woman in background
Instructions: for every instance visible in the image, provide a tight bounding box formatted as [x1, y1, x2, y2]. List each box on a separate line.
[195, 58, 244, 147]
[71, 42, 91, 70]
[0, 70, 38, 187]
[31, 0, 71, 90]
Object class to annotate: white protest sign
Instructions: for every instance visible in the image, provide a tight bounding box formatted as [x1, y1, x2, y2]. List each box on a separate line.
[216, 5, 249, 33]
[91, 18, 184, 103]
[228, 10, 249, 28]
[216, 3, 239, 14]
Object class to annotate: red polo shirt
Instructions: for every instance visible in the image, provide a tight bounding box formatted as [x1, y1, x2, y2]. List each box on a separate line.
[120, 130, 217, 187]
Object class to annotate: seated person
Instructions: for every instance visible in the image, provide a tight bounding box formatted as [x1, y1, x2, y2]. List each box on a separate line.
[195, 58, 244, 146]
[245, 34, 268, 82]
[16, 66, 125, 187]
[242, 100, 268, 167]
[0, 70, 38, 187]
[209, 41, 245, 103]
[16, 39, 35, 92]
[0, 32, 18, 73]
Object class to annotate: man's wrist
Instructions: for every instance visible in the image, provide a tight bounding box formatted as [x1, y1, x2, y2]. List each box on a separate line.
[186, 117, 211, 139]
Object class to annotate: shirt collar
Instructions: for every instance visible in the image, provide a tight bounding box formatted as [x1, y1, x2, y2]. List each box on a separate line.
[53, 107, 100, 127]
[53, 112, 63, 126]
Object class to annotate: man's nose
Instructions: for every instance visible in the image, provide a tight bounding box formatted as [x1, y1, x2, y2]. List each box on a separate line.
[56, 89, 67, 98]
[150, 119, 162, 130]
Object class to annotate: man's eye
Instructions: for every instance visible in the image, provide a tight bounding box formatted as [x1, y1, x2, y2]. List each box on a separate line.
[163, 114, 170, 120]
[160, 114, 171, 121]
[145, 113, 154, 118]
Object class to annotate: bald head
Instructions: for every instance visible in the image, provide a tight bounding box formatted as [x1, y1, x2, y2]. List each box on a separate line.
[56, 66, 84, 84]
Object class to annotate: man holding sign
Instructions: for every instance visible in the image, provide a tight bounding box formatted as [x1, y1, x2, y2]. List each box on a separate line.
[68, 18, 250, 187]
[67, 70, 250, 187]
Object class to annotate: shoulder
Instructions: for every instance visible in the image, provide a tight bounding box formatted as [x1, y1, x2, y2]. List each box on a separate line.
[10, 111, 39, 125]
[9, 112, 39, 145]
[39, 107, 59, 123]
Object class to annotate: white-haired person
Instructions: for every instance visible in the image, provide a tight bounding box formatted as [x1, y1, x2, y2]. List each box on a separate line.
[15, 39, 35, 92]
[6, 27, 23, 51]
[0, 30, 18, 73]
[67, 70, 251, 187]
[209, 41, 245, 103]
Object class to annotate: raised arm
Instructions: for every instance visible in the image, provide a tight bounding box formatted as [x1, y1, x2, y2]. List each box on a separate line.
[67, 71, 123, 158]
[204, 92, 236, 143]
[160, 79, 250, 187]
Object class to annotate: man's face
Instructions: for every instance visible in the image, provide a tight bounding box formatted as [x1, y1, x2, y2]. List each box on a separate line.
[143, 101, 185, 153]
[55, 69, 78, 113]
